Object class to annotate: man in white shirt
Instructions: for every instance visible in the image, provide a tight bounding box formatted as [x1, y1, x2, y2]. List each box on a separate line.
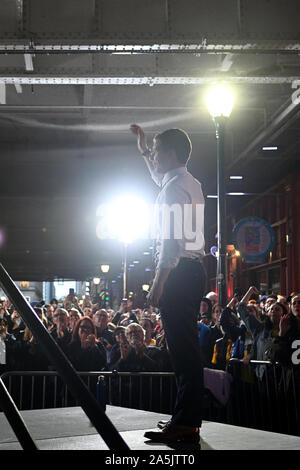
[130, 124, 206, 445]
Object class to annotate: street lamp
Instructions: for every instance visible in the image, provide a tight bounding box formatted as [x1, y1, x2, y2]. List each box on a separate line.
[100, 264, 110, 307]
[206, 84, 234, 307]
[100, 265, 110, 274]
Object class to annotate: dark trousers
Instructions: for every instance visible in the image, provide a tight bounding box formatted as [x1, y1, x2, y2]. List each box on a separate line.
[159, 258, 206, 427]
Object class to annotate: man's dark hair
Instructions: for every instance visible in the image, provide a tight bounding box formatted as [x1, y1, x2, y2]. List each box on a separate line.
[113, 326, 126, 338]
[267, 294, 278, 301]
[155, 128, 192, 165]
[200, 297, 212, 315]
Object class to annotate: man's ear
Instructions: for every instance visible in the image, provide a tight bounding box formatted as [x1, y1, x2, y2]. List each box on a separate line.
[169, 148, 178, 162]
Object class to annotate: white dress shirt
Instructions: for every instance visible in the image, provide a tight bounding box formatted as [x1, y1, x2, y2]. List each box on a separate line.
[151, 166, 205, 270]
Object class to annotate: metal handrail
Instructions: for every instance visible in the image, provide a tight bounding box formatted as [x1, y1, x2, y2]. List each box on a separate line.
[0, 263, 129, 451]
[0, 377, 38, 450]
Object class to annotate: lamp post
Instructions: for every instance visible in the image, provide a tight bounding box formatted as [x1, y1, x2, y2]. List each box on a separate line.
[122, 243, 128, 299]
[206, 84, 234, 307]
[100, 264, 110, 307]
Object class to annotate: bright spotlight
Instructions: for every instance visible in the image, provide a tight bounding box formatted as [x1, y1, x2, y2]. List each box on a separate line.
[97, 194, 151, 244]
[205, 84, 234, 118]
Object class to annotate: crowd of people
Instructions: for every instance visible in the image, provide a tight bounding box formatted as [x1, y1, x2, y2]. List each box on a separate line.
[0, 288, 299, 381]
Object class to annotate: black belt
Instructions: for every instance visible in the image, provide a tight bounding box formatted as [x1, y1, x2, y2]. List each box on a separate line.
[180, 257, 202, 263]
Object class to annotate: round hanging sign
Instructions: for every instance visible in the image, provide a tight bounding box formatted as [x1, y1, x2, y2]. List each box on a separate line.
[233, 217, 275, 264]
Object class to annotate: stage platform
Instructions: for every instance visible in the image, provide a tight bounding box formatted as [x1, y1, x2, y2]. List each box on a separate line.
[0, 405, 300, 451]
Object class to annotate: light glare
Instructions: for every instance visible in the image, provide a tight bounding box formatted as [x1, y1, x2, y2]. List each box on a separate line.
[97, 194, 151, 244]
[205, 84, 234, 118]
[100, 264, 110, 273]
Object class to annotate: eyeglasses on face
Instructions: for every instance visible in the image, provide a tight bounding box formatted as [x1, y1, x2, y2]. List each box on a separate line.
[79, 325, 93, 333]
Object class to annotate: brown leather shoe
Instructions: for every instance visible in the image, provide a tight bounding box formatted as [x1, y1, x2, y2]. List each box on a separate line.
[144, 424, 200, 443]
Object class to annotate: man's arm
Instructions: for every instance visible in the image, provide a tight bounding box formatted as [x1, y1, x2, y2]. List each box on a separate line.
[147, 267, 172, 308]
[130, 124, 163, 186]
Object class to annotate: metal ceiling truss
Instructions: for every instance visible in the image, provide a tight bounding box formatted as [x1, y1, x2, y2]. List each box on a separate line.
[0, 0, 299, 53]
[0, 76, 298, 85]
[0, 43, 300, 54]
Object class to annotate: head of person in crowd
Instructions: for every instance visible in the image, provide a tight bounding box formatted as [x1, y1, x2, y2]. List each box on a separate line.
[83, 307, 92, 317]
[34, 307, 48, 328]
[265, 301, 287, 331]
[133, 308, 144, 322]
[120, 297, 133, 313]
[120, 316, 135, 327]
[23, 315, 48, 343]
[0, 305, 9, 319]
[264, 294, 278, 313]
[0, 317, 8, 338]
[259, 295, 266, 310]
[44, 304, 54, 321]
[69, 308, 81, 331]
[10, 309, 24, 327]
[290, 294, 300, 320]
[152, 128, 192, 174]
[92, 309, 109, 332]
[200, 313, 211, 326]
[71, 316, 97, 349]
[141, 308, 151, 319]
[277, 295, 290, 313]
[63, 294, 74, 311]
[211, 304, 222, 327]
[52, 308, 69, 331]
[82, 295, 92, 309]
[199, 297, 212, 322]
[107, 322, 116, 333]
[140, 317, 155, 346]
[205, 291, 218, 307]
[50, 298, 58, 310]
[125, 322, 145, 350]
[246, 303, 259, 319]
[113, 326, 127, 344]
[107, 309, 115, 322]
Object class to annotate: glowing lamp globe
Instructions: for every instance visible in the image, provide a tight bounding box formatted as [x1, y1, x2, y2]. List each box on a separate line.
[205, 84, 234, 118]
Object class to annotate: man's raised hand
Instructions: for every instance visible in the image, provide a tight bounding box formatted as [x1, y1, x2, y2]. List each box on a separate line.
[130, 124, 148, 153]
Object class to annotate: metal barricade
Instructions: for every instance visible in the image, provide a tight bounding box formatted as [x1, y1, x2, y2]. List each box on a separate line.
[227, 358, 300, 436]
[0, 371, 177, 415]
[1, 361, 299, 437]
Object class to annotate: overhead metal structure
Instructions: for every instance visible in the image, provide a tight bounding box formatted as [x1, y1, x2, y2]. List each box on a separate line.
[0, 0, 299, 280]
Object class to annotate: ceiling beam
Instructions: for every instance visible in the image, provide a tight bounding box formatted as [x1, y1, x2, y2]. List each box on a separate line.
[0, 75, 298, 85]
[0, 42, 300, 54]
[228, 97, 300, 169]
